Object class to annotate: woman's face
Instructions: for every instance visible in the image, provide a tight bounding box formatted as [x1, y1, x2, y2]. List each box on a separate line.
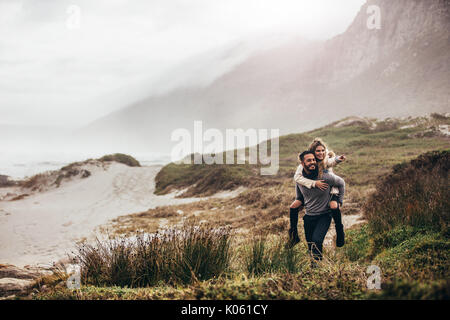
[314, 145, 326, 161]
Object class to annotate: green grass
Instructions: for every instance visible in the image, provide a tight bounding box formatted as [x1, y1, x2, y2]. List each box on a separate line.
[339, 224, 450, 299]
[243, 236, 305, 275]
[155, 163, 257, 196]
[341, 224, 371, 262]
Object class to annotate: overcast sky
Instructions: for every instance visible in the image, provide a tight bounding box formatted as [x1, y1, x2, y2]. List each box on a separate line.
[0, 0, 365, 127]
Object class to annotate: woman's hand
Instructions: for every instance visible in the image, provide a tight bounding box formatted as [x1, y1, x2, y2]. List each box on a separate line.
[315, 180, 329, 190]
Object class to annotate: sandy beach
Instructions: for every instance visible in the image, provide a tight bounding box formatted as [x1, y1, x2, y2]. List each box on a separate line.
[0, 162, 240, 268]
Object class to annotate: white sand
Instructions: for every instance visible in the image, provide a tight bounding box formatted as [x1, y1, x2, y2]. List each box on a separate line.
[0, 163, 243, 268]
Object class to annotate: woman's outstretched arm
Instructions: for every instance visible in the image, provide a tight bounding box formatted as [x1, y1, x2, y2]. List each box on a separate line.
[326, 154, 346, 168]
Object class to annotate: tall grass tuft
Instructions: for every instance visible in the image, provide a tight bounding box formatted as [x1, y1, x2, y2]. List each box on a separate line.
[244, 237, 304, 275]
[245, 238, 269, 275]
[75, 223, 232, 287]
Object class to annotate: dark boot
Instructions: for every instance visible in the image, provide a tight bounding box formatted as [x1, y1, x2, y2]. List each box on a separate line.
[287, 207, 300, 248]
[289, 207, 299, 230]
[331, 208, 345, 247]
[335, 223, 345, 247]
[287, 228, 300, 248]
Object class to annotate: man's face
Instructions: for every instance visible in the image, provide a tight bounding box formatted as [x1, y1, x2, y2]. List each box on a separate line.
[302, 154, 316, 171]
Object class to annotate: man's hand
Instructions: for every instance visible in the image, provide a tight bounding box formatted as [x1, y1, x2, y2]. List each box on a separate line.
[315, 180, 329, 190]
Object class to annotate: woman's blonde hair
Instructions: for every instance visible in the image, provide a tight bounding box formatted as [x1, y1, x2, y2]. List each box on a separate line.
[307, 137, 335, 178]
[308, 137, 328, 154]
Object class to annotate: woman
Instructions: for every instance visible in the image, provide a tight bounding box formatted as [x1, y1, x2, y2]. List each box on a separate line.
[288, 138, 346, 248]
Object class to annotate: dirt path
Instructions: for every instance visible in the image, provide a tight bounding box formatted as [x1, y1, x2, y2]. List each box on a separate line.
[323, 213, 366, 248]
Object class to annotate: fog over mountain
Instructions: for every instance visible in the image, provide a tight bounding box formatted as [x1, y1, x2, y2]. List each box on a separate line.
[76, 0, 449, 156]
[1, 0, 449, 169]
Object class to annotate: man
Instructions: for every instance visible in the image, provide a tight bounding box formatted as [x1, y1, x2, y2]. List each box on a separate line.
[288, 151, 345, 262]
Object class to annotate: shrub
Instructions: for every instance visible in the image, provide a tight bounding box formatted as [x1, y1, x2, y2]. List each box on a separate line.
[363, 150, 450, 233]
[98, 153, 141, 167]
[430, 113, 448, 121]
[0, 175, 16, 187]
[370, 279, 450, 300]
[21, 173, 48, 190]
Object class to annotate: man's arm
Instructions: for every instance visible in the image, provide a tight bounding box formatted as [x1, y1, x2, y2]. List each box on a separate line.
[327, 173, 345, 205]
[294, 164, 330, 190]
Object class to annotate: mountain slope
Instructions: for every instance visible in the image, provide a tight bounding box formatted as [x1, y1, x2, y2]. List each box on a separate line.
[78, 0, 450, 154]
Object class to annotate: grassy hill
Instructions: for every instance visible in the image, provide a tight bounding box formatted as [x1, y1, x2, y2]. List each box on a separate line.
[24, 114, 450, 300]
[156, 114, 450, 204]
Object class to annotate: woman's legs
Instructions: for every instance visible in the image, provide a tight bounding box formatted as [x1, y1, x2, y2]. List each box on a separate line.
[290, 200, 302, 209]
[290, 200, 303, 228]
[329, 200, 342, 225]
[287, 185, 304, 247]
[329, 196, 344, 247]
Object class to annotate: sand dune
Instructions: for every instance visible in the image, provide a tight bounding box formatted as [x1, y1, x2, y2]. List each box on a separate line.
[0, 162, 241, 268]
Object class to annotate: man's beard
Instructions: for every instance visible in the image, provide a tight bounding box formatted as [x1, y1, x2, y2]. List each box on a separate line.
[305, 164, 318, 177]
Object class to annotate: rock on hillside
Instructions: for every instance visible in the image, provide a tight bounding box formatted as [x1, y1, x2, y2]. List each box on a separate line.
[316, 0, 450, 86]
[0, 264, 51, 298]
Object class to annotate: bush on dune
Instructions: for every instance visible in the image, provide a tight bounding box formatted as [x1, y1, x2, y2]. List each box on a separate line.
[363, 150, 449, 234]
[98, 153, 141, 167]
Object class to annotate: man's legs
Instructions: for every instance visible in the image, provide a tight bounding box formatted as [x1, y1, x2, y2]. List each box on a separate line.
[303, 213, 332, 261]
[302, 214, 317, 255]
[330, 196, 345, 247]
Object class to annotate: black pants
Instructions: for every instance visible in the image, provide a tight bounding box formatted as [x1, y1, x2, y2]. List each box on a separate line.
[295, 184, 342, 227]
[303, 212, 332, 260]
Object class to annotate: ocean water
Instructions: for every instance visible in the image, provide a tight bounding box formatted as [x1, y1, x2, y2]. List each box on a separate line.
[0, 150, 171, 180]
